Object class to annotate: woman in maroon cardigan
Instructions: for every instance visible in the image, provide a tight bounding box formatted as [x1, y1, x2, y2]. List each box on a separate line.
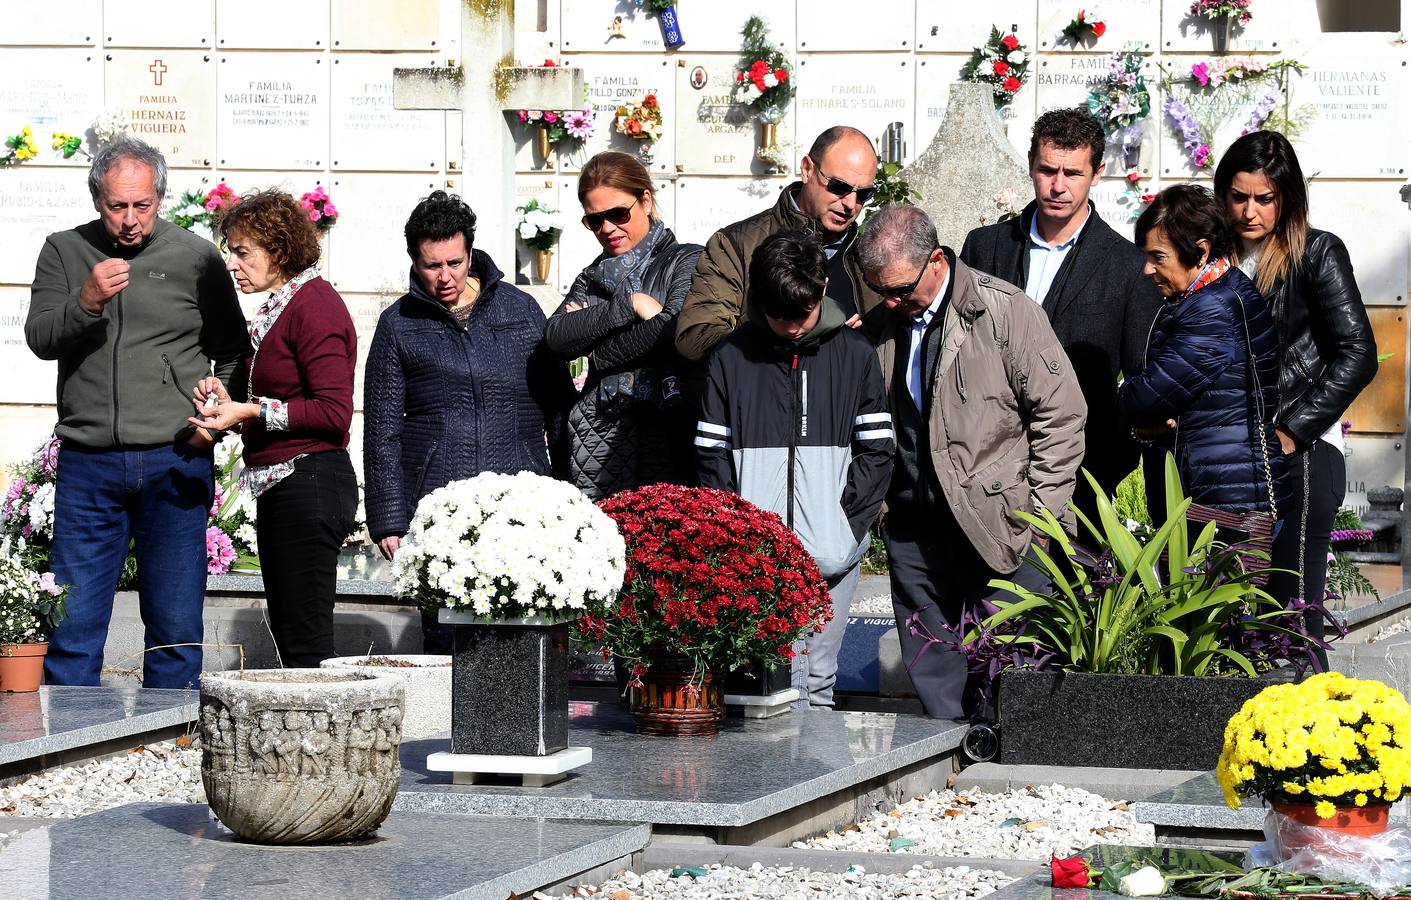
[190, 189, 357, 666]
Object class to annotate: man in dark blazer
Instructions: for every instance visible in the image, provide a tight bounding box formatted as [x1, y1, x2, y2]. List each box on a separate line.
[961, 107, 1162, 519]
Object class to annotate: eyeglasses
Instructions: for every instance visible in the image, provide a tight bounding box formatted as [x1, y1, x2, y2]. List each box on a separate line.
[812, 163, 878, 205]
[581, 198, 640, 231]
[863, 251, 935, 300]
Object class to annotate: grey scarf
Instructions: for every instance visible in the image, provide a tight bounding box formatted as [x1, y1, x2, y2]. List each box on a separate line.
[589, 219, 666, 296]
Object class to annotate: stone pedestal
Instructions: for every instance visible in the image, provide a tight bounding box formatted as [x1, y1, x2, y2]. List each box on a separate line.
[441, 610, 571, 757]
[320, 655, 451, 739]
[902, 82, 1033, 251]
[723, 660, 798, 719]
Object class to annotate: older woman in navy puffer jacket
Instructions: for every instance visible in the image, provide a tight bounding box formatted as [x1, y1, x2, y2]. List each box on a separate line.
[1119, 185, 1284, 514]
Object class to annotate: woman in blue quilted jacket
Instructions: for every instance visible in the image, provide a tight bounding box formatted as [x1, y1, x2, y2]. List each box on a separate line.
[362, 191, 575, 652]
[1119, 184, 1284, 517]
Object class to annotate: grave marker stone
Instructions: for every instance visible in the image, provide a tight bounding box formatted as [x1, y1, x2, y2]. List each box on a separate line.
[559, 54, 675, 176]
[0, 50, 102, 168]
[0, 288, 57, 405]
[902, 82, 1034, 251]
[1290, 56, 1409, 180]
[331, 54, 444, 172]
[0, 2, 99, 46]
[794, 54, 913, 161]
[916, 3, 1037, 54]
[217, 53, 329, 170]
[104, 49, 215, 168]
[332, 0, 440, 51]
[0, 168, 93, 284]
[798, 0, 915, 52]
[103, 0, 213, 48]
[216, 0, 327, 49]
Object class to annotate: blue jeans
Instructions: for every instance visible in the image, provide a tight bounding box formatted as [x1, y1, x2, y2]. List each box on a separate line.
[45, 441, 213, 688]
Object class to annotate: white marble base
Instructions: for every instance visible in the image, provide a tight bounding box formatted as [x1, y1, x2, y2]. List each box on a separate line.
[724, 688, 800, 719]
[427, 746, 592, 788]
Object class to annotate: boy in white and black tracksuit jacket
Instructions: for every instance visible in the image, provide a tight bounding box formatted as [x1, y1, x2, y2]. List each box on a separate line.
[696, 231, 893, 708]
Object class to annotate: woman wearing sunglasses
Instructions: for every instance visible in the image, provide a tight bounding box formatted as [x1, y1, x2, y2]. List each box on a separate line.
[543, 151, 704, 499]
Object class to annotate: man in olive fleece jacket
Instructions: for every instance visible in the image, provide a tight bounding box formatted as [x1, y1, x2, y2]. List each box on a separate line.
[25, 137, 249, 689]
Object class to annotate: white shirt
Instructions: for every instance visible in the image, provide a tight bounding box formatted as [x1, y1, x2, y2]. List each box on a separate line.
[1025, 211, 1089, 307]
[906, 269, 952, 410]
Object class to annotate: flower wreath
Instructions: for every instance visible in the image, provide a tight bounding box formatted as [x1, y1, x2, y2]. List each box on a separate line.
[1161, 57, 1304, 169]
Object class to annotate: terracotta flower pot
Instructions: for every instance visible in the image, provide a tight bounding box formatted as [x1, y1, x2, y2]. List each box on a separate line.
[0, 642, 47, 692]
[630, 655, 724, 736]
[1270, 799, 1391, 859]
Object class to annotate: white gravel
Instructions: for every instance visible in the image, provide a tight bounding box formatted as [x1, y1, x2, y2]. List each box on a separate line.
[557, 861, 1015, 899]
[0, 739, 203, 819]
[850, 591, 893, 616]
[1372, 615, 1411, 643]
[793, 784, 1153, 860]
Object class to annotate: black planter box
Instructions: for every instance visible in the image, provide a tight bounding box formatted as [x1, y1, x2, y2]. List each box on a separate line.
[448, 618, 570, 757]
[723, 659, 794, 696]
[997, 669, 1296, 770]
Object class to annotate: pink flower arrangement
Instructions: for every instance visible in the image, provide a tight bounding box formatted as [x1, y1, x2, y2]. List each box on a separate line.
[299, 186, 338, 232]
[203, 182, 239, 213]
[206, 526, 236, 575]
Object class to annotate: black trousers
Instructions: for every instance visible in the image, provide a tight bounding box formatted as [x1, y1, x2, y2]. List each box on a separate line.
[882, 506, 1049, 720]
[1268, 439, 1344, 648]
[255, 450, 358, 667]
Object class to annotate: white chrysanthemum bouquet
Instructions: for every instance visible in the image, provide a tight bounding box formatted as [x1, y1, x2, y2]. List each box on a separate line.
[392, 472, 625, 620]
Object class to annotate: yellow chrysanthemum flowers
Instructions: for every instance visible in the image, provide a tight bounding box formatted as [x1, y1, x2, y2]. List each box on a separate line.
[1217, 673, 1411, 811]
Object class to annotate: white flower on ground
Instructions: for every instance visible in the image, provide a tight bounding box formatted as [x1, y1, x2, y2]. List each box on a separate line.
[1118, 867, 1165, 897]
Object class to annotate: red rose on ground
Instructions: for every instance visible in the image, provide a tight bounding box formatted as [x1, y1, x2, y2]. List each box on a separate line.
[1050, 855, 1095, 888]
[1093, 21, 1107, 37]
[993, 60, 1010, 76]
[1001, 33, 1020, 50]
[1003, 76, 1023, 93]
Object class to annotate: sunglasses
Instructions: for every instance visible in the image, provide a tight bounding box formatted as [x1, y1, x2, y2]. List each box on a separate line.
[863, 252, 935, 300]
[813, 164, 878, 205]
[581, 197, 640, 231]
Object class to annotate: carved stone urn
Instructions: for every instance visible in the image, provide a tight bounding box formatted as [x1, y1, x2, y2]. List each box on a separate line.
[199, 669, 405, 844]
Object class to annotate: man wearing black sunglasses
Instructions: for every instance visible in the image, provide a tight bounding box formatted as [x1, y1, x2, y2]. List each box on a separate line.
[676, 125, 885, 363]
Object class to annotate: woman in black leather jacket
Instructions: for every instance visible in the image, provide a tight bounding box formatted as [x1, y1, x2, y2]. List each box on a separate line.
[544, 151, 704, 498]
[1215, 131, 1377, 641]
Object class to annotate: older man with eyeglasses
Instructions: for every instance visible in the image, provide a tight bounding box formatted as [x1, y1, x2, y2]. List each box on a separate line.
[674, 125, 886, 363]
[859, 204, 1086, 723]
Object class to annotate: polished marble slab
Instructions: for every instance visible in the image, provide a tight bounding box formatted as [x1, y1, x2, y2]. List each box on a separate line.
[1135, 771, 1410, 831]
[394, 701, 965, 826]
[0, 803, 649, 900]
[0, 687, 197, 767]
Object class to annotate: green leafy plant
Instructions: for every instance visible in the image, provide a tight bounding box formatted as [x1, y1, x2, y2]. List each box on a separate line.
[979, 455, 1308, 676]
[862, 161, 921, 227]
